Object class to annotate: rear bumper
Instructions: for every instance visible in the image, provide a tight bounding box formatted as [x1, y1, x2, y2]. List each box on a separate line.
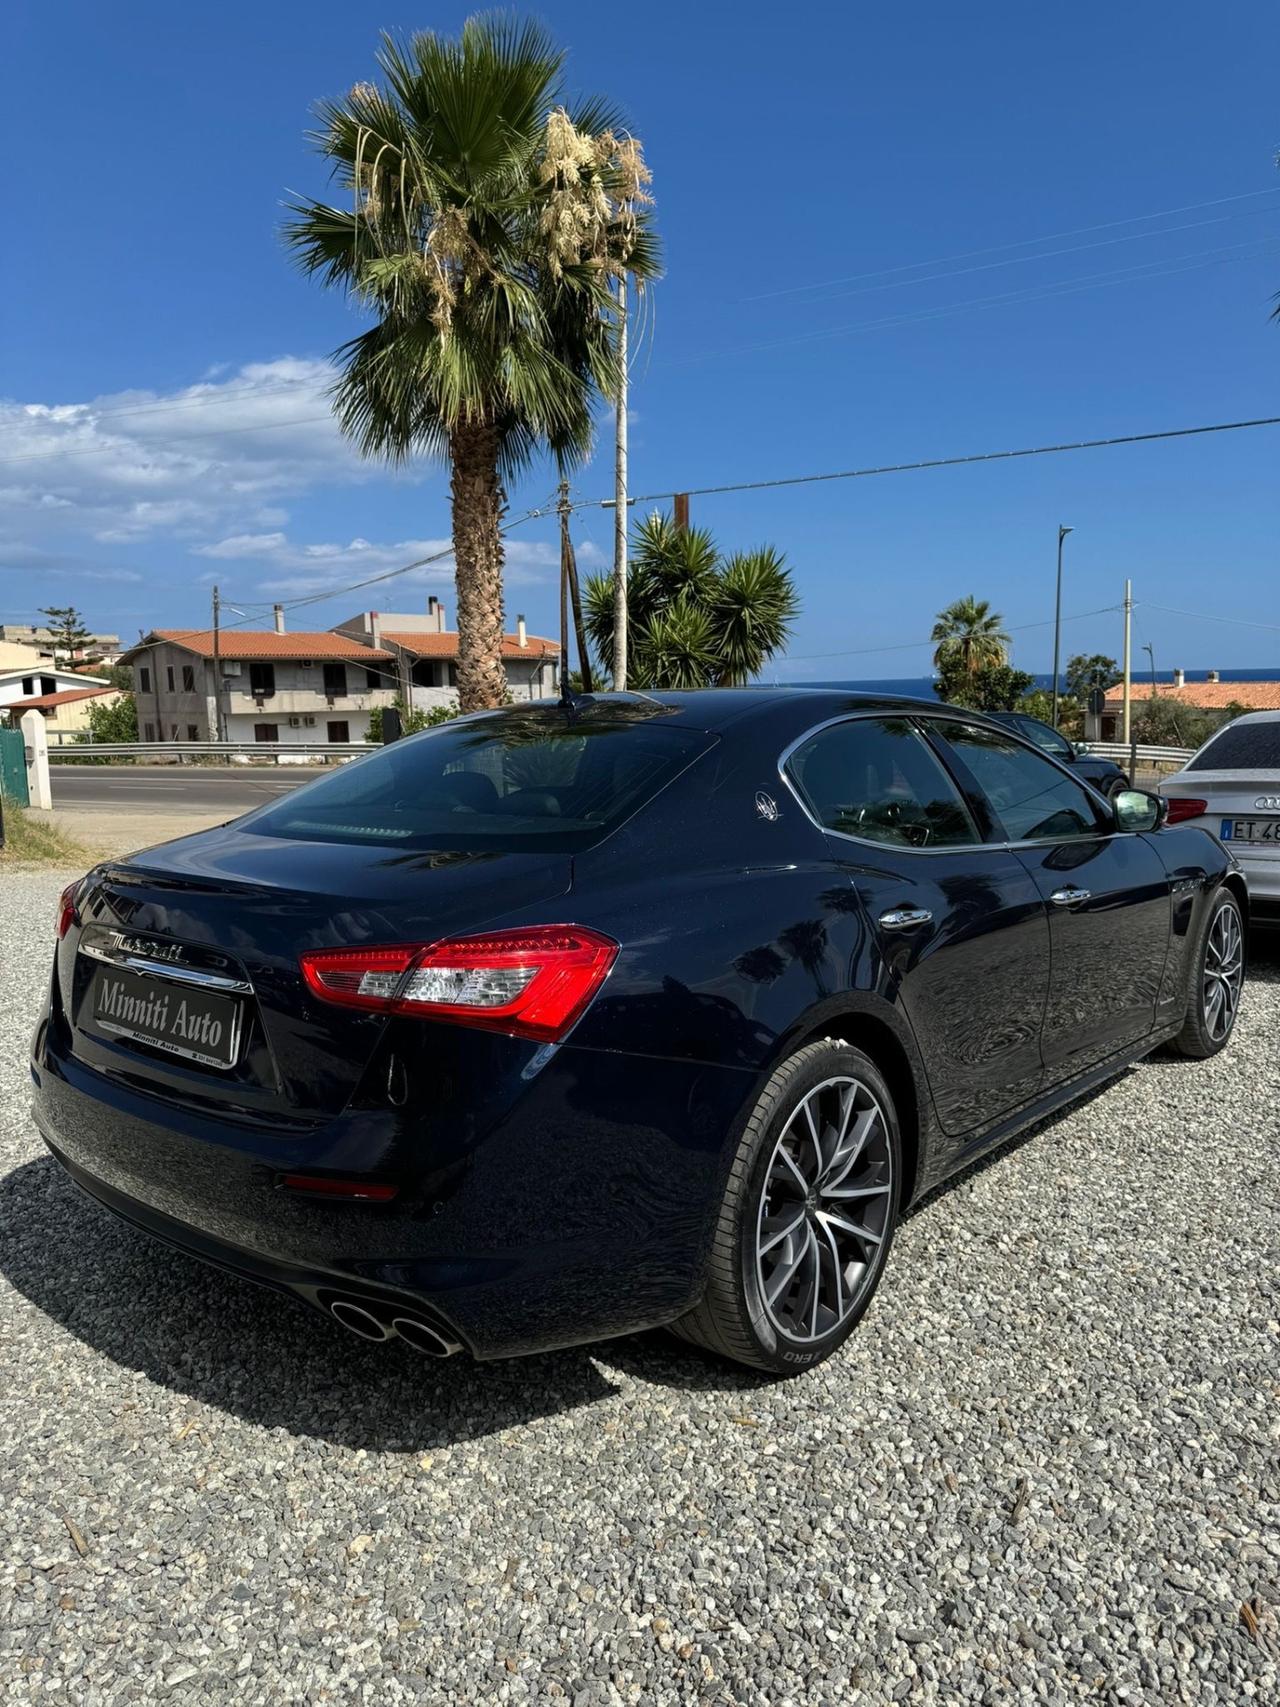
[30, 1023, 754, 1359]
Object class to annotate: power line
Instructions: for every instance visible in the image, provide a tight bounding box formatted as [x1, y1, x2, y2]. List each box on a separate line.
[773, 206, 1280, 311]
[0, 412, 338, 466]
[677, 236, 1280, 366]
[580, 413, 1280, 512]
[0, 377, 329, 437]
[782, 605, 1122, 664]
[1140, 602, 1280, 635]
[745, 185, 1280, 302]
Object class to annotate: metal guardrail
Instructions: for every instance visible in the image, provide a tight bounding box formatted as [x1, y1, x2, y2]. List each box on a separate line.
[48, 740, 375, 764]
[1078, 741, 1193, 765]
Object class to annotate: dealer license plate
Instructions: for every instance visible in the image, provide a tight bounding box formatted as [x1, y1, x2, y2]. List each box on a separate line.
[90, 965, 241, 1070]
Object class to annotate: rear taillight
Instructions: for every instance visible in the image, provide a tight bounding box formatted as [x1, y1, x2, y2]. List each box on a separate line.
[299, 926, 618, 1043]
[56, 881, 81, 939]
[1164, 797, 1208, 824]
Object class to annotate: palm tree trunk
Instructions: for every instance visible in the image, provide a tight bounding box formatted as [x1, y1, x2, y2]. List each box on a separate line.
[449, 422, 508, 712]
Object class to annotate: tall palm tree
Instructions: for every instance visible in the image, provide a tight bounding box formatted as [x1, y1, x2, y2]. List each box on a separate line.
[582, 513, 799, 688]
[285, 17, 658, 710]
[930, 596, 1011, 676]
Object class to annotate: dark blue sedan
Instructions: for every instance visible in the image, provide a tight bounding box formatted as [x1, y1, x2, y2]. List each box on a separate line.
[30, 691, 1245, 1373]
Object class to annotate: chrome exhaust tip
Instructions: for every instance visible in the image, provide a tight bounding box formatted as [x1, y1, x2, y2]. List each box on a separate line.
[391, 1315, 460, 1357]
[330, 1299, 391, 1341]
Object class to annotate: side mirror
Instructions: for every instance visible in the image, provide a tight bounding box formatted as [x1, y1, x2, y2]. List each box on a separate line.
[1113, 789, 1167, 833]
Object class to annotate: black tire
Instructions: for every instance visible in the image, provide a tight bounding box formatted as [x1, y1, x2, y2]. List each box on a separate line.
[1170, 888, 1245, 1059]
[672, 1040, 902, 1374]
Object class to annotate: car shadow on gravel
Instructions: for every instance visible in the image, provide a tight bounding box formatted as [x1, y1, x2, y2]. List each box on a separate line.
[0, 1153, 627, 1449]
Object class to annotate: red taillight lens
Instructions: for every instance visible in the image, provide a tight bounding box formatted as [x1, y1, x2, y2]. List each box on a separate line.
[299, 926, 619, 1043]
[56, 881, 81, 939]
[1164, 797, 1208, 824]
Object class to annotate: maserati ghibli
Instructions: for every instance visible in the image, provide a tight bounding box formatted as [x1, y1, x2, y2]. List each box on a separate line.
[31, 691, 1246, 1373]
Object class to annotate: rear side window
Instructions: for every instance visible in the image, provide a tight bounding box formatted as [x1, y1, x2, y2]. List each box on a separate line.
[1188, 721, 1280, 771]
[242, 706, 714, 851]
[935, 722, 1106, 842]
[785, 717, 978, 848]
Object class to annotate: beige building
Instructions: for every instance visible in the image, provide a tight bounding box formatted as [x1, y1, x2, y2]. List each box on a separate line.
[4, 684, 123, 743]
[334, 598, 559, 708]
[120, 628, 398, 749]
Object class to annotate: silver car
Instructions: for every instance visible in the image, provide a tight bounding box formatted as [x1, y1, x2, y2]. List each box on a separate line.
[1160, 710, 1280, 920]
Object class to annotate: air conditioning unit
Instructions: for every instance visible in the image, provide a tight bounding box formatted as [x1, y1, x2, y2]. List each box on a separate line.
[221, 660, 241, 676]
[300, 659, 314, 668]
[288, 715, 302, 728]
[303, 714, 317, 727]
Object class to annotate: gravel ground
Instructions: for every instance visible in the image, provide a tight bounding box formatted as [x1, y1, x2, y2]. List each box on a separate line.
[1, 867, 1278, 1706]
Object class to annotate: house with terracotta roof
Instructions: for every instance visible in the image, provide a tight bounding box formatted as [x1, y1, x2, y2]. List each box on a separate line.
[3, 682, 123, 742]
[0, 662, 113, 730]
[1095, 669, 1280, 739]
[119, 615, 397, 749]
[333, 598, 559, 708]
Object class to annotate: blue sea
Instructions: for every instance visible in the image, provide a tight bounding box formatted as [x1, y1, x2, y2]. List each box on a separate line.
[789, 668, 1280, 696]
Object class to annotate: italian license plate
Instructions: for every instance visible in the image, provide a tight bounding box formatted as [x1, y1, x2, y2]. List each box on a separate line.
[1220, 817, 1280, 844]
[91, 965, 241, 1069]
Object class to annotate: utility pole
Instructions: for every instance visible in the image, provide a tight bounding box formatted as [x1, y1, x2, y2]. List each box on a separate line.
[558, 481, 569, 694]
[210, 585, 225, 741]
[1050, 524, 1072, 729]
[1121, 578, 1133, 747]
[673, 493, 690, 533]
[612, 273, 628, 691]
[557, 479, 593, 694]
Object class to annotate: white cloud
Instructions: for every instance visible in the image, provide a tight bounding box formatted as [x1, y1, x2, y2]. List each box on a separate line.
[0, 358, 386, 552]
[188, 527, 558, 600]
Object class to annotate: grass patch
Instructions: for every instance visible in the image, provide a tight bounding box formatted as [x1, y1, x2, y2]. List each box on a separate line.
[0, 804, 88, 867]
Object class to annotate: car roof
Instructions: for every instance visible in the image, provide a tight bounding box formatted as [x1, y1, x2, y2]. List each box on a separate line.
[553, 687, 949, 733]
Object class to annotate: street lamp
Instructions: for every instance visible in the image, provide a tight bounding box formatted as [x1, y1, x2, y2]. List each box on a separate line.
[1050, 524, 1073, 730]
[1142, 643, 1156, 691]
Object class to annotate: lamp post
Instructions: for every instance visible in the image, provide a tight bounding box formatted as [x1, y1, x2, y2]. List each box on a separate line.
[1050, 524, 1073, 729]
[1142, 643, 1156, 691]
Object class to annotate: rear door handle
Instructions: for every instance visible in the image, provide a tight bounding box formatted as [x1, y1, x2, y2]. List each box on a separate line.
[1049, 887, 1092, 908]
[878, 906, 933, 930]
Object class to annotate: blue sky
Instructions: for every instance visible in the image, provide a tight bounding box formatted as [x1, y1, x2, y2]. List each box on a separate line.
[2, 0, 1277, 678]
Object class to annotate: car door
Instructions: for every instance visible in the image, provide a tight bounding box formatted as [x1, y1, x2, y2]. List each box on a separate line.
[783, 714, 1050, 1139]
[928, 718, 1171, 1080]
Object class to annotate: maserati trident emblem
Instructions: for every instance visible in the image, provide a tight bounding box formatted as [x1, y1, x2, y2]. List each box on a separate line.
[1254, 796, 1280, 810]
[755, 791, 780, 822]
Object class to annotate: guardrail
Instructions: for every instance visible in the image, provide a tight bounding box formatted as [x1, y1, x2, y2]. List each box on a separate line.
[48, 740, 375, 764]
[1078, 742, 1194, 765]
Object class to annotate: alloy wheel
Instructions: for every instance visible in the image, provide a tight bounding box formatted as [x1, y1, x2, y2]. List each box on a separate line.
[754, 1075, 894, 1345]
[1203, 902, 1243, 1043]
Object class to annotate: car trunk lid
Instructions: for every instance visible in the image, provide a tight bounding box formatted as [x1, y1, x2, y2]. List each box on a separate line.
[62, 823, 573, 1120]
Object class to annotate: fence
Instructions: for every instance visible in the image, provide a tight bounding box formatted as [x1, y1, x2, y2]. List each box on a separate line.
[47, 740, 375, 765]
[1079, 740, 1193, 768]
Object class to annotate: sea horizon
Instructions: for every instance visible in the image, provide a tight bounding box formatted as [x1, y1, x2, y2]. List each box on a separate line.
[778, 666, 1280, 696]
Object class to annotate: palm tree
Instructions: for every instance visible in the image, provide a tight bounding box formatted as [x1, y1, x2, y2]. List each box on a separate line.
[285, 17, 658, 711]
[582, 513, 798, 688]
[930, 596, 1010, 677]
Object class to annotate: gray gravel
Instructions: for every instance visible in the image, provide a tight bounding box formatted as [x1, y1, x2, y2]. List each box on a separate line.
[2, 866, 1278, 1705]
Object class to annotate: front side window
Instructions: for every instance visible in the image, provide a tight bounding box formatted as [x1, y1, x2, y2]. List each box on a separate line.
[785, 717, 978, 849]
[139, 667, 151, 693]
[323, 663, 347, 698]
[249, 661, 276, 698]
[1187, 720, 1280, 771]
[1017, 716, 1074, 761]
[254, 723, 279, 743]
[934, 722, 1106, 842]
[182, 664, 195, 692]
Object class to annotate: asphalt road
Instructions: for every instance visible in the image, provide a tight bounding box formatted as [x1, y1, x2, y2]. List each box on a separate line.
[49, 764, 325, 813]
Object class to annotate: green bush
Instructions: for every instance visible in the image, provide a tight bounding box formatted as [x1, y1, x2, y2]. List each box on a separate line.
[367, 698, 460, 742]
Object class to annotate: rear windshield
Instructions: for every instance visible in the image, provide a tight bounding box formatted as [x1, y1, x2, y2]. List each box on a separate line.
[240, 705, 714, 852]
[1187, 722, 1280, 771]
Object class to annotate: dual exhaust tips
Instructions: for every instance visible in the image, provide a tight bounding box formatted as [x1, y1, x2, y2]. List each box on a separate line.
[329, 1297, 460, 1357]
